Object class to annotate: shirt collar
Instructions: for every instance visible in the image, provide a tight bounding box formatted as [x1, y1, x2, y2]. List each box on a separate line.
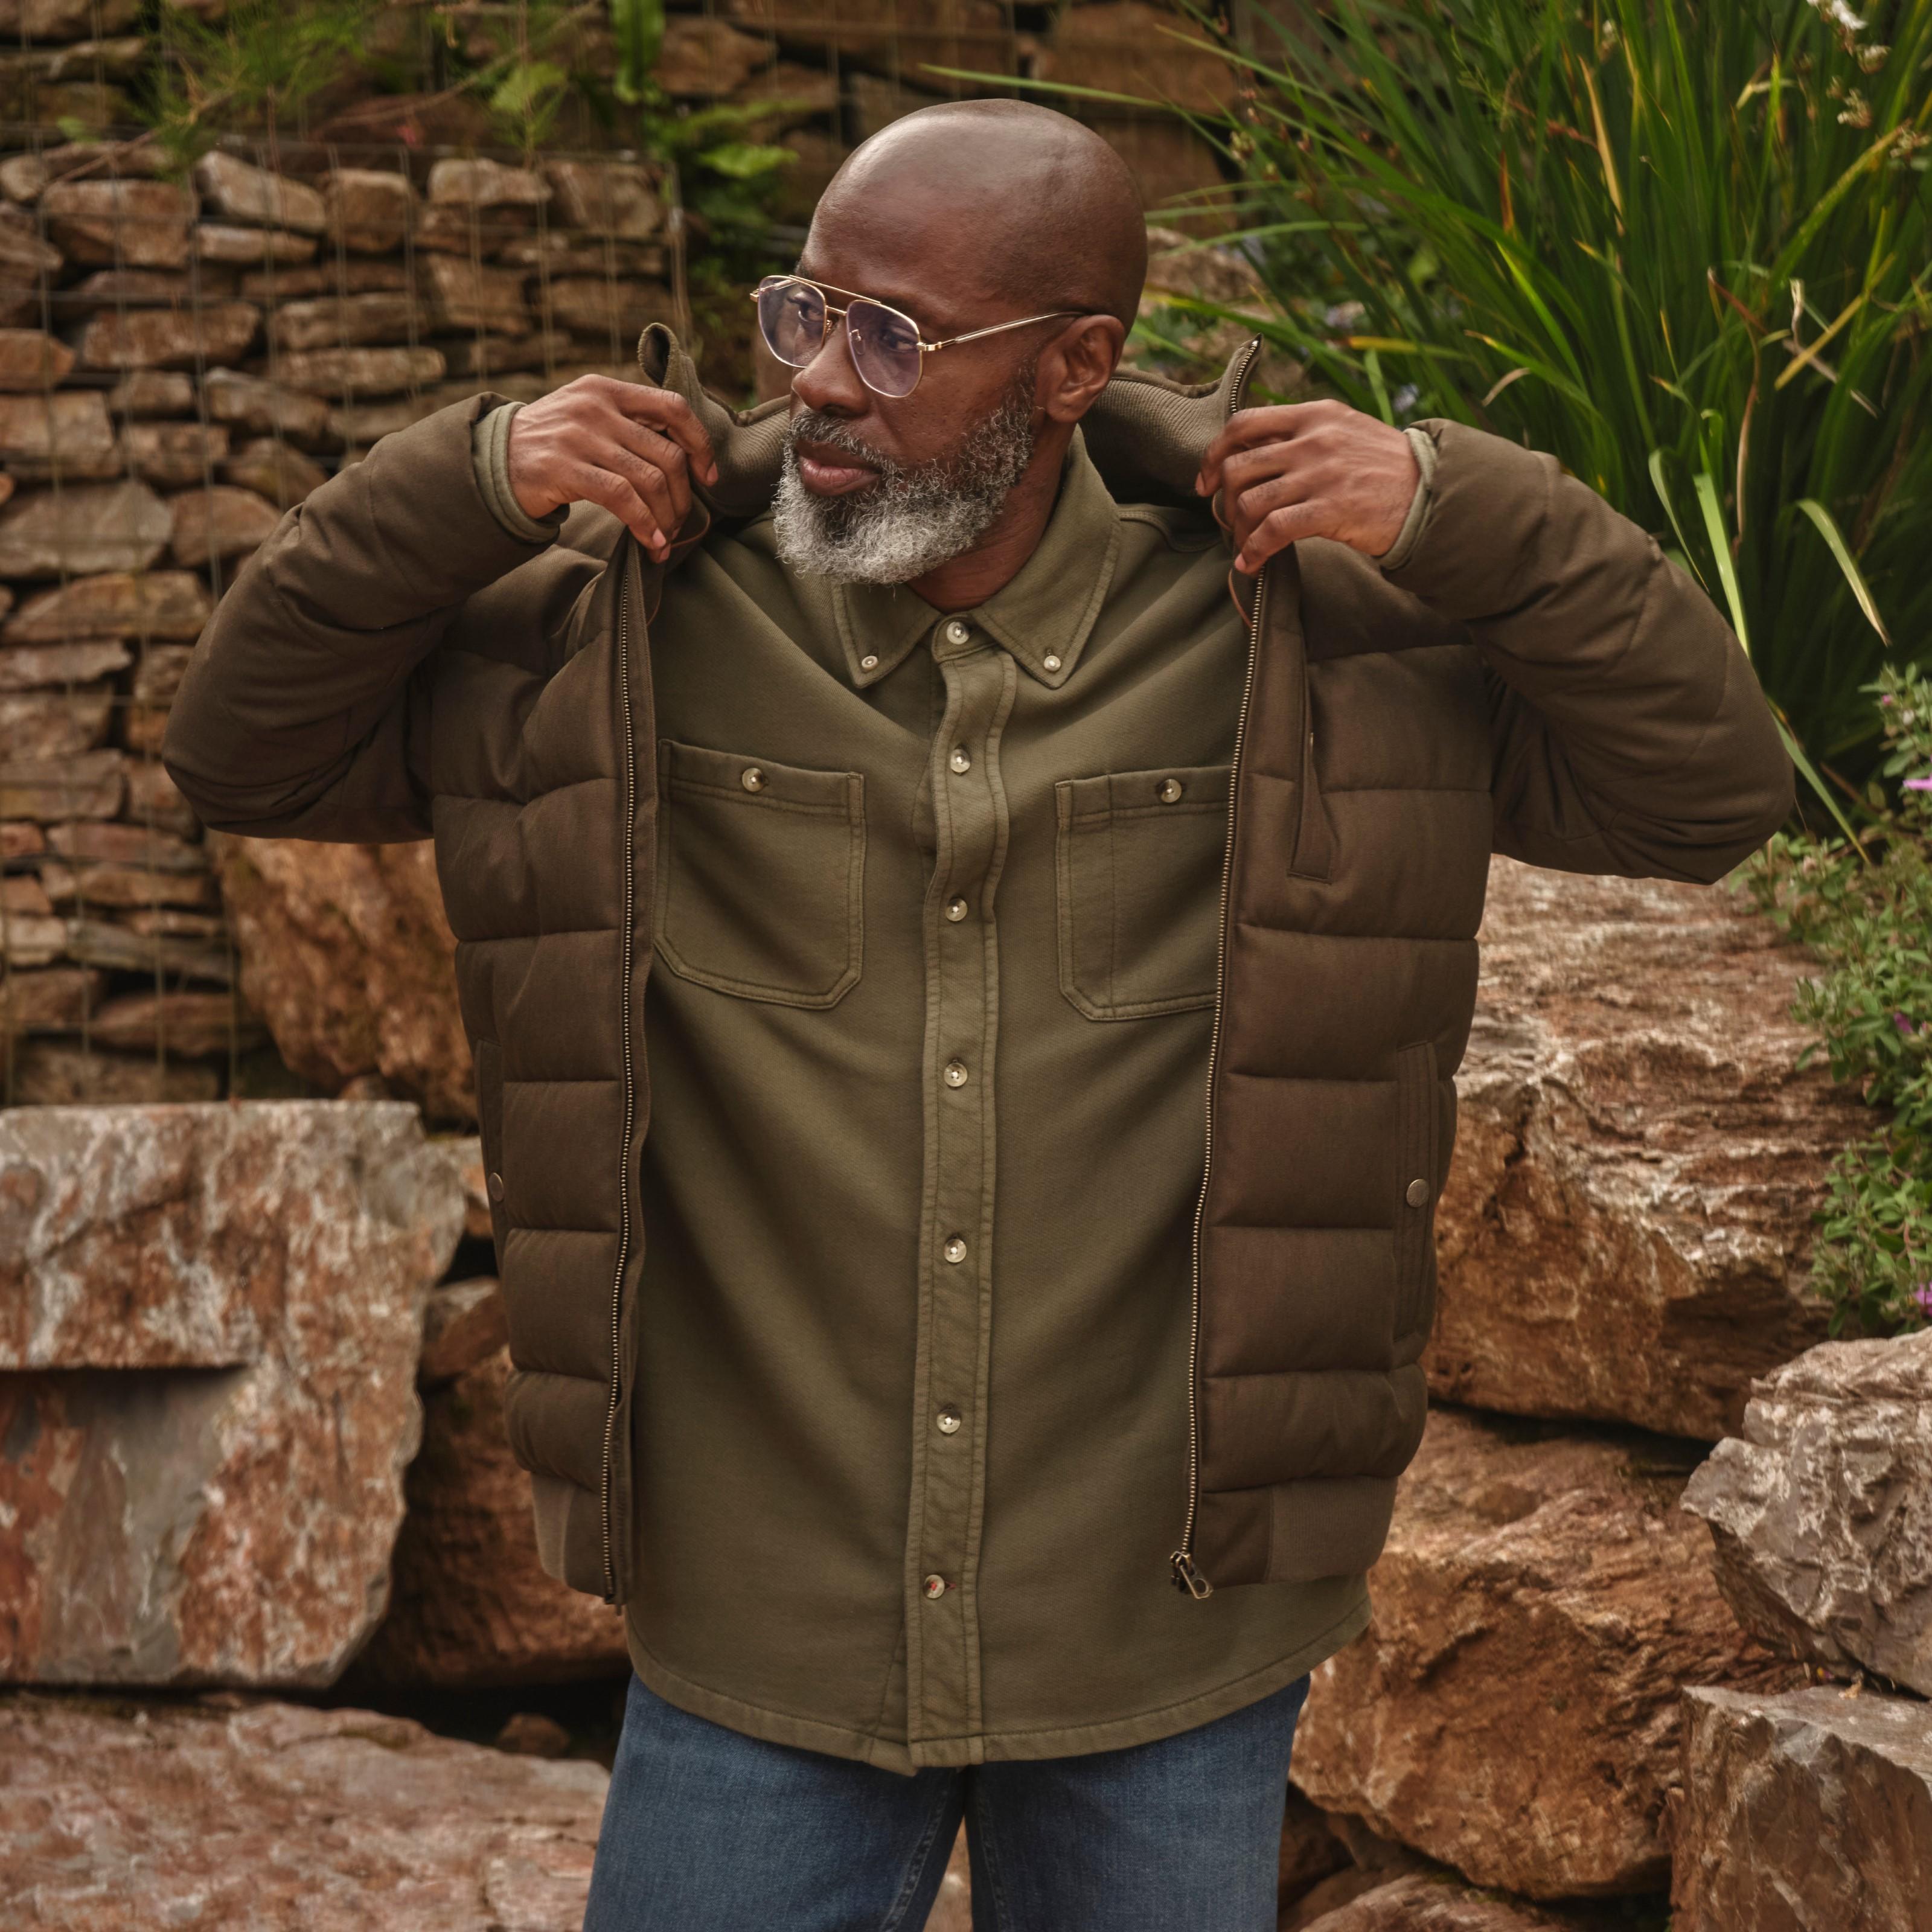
[832, 430, 1122, 693]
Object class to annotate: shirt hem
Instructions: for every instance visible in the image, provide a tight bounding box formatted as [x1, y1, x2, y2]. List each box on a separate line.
[625, 1580, 1372, 1779]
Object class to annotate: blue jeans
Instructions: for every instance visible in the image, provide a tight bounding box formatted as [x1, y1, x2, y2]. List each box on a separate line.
[582, 1672, 1312, 1932]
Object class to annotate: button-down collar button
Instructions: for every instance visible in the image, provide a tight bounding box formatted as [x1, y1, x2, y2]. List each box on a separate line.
[942, 1235, 967, 1264]
[860, 653, 879, 671]
[487, 1171, 505, 1203]
[943, 1058, 969, 1088]
[923, 1573, 948, 1599]
[948, 746, 971, 775]
[740, 766, 766, 793]
[1405, 1177, 1430, 1208]
[944, 619, 970, 645]
[1043, 653, 1062, 672]
[1158, 777, 1185, 804]
[945, 897, 970, 923]
[936, 1405, 963, 1435]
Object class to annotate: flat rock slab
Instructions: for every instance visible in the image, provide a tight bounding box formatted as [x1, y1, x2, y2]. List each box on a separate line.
[1683, 1328, 1932, 1695]
[1669, 1683, 1932, 1931]
[0, 1692, 607, 1930]
[0, 1102, 462, 1686]
[1290, 1406, 1801, 1899]
[1429, 859, 1857, 1441]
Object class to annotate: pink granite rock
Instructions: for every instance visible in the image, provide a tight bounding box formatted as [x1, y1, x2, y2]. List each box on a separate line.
[0, 1101, 462, 1687]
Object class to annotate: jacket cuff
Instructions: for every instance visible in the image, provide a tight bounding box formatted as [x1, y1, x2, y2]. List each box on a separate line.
[473, 401, 568, 545]
[1371, 425, 1436, 574]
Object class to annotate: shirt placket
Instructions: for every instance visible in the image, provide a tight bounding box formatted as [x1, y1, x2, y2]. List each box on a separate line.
[902, 613, 1018, 1763]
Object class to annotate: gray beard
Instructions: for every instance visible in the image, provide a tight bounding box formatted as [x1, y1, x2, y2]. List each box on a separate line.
[771, 381, 1038, 586]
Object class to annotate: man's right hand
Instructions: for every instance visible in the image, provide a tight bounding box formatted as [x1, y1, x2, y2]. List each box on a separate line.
[505, 376, 718, 559]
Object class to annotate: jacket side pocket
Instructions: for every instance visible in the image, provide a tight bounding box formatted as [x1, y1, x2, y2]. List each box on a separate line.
[1392, 1039, 1439, 1340]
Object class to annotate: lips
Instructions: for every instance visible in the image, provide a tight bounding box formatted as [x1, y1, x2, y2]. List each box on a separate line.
[795, 440, 881, 497]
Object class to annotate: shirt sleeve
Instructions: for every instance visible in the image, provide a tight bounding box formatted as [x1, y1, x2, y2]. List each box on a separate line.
[472, 400, 568, 546]
[1371, 424, 1437, 574]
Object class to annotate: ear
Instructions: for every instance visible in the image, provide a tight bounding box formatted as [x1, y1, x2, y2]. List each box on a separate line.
[1039, 316, 1127, 425]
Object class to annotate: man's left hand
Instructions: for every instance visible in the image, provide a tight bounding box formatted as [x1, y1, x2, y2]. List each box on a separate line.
[1197, 401, 1420, 575]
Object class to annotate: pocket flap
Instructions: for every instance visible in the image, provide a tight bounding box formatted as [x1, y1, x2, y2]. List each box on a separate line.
[662, 738, 856, 816]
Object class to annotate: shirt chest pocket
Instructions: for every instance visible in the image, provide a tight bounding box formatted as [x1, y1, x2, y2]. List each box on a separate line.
[1054, 763, 1230, 1021]
[654, 738, 866, 1009]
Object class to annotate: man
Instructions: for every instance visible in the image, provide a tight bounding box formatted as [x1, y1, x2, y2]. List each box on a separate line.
[165, 100, 1791, 1931]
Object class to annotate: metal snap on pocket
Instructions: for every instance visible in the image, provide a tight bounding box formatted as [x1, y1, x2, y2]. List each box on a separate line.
[740, 766, 766, 792]
[1405, 1177, 1430, 1209]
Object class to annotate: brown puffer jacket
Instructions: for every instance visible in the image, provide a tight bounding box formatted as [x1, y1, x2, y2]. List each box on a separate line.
[164, 328, 1792, 1604]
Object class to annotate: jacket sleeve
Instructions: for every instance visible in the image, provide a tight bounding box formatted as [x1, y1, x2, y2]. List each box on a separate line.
[162, 392, 590, 843]
[1382, 420, 1795, 883]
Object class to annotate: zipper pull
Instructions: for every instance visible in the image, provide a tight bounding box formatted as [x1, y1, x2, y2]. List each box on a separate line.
[1169, 1550, 1214, 1600]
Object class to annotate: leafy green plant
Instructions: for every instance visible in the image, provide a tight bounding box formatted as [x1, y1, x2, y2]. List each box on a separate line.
[1748, 664, 1932, 1335]
[141, 0, 379, 173]
[1116, 0, 1931, 792]
[610, 0, 667, 104]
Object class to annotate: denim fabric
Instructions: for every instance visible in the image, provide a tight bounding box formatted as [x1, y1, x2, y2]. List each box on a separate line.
[581, 1671, 1313, 1932]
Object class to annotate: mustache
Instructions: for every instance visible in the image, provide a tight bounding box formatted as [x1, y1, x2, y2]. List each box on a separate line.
[784, 410, 898, 478]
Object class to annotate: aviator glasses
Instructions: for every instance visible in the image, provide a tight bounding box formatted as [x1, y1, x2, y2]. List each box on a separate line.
[753, 275, 1083, 400]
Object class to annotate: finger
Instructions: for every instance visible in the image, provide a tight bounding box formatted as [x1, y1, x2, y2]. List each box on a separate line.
[1230, 467, 1326, 540]
[1198, 403, 1326, 493]
[1235, 501, 1327, 575]
[587, 426, 683, 540]
[602, 417, 692, 529]
[569, 461, 665, 555]
[607, 381, 717, 485]
[1217, 438, 1317, 507]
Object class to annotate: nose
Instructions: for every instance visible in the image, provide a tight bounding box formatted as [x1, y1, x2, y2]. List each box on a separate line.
[791, 311, 868, 418]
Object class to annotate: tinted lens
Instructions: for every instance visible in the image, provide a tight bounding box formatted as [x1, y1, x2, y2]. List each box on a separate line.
[846, 298, 924, 398]
[758, 278, 827, 368]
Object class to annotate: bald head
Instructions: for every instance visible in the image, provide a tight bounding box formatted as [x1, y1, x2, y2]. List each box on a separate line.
[814, 100, 1147, 328]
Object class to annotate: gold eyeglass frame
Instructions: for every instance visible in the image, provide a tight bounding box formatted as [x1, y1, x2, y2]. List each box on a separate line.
[752, 274, 1084, 397]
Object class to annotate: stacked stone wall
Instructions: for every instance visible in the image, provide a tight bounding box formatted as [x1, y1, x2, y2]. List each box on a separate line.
[0, 0, 1236, 1110]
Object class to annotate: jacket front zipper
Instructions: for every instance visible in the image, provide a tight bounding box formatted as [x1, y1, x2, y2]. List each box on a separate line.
[599, 546, 642, 1605]
[1171, 339, 1267, 1602]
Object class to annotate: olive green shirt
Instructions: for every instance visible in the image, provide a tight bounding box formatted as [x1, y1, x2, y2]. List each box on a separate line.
[474, 415, 1430, 1773]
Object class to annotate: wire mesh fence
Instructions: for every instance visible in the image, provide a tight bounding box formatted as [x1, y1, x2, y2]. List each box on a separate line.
[0, 0, 1246, 1115]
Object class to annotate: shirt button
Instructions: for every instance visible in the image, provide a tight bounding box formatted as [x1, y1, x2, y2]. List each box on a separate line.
[936, 1405, 962, 1435]
[740, 766, 766, 793]
[943, 1058, 969, 1087]
[860, 653, 879, 671]
[942, 1235, 967, 1264]
[1406, 1177, 1430, 1208]
[487, 1171, 505, 1203]
[1043, 653, 1062, 672]
[948, 746, 971, 775]
[943, 619, 970, 645]
[945, 897, 969, 923]
[1158, 777, 1185, 804]
[923, 1573, 948, 1599]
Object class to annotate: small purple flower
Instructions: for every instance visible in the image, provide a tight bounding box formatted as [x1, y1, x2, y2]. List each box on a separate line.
[1905, 776, 1932, 792]
[1915, 1282, 1932, 1320]
[1898, 1012, 1917, 1036]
